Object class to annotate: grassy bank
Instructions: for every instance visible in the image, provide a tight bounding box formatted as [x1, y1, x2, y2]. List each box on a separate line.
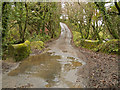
[2, 27, 61, 61]
[64, 21, 119, 55]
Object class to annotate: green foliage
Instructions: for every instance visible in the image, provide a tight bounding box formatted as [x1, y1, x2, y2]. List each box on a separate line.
[8, 40, 31, 61]
[65, 2, 120, 41]
[96, 39, 120, 55]
[72, 31, 81, 47]
[72, 28, 119, 55]
[2, 2, 61, 60]
[30, 41, 44, 51]
[72, 30, 101, 49]
[64, 2, 119, 55]
[72, 31, 81, 42]
[29, 34, 51, 42]
[80, 40, 100, 49]
[95, 2, 120, 39]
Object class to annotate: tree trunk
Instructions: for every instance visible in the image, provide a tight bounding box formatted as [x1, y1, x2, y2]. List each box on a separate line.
[115, 1, 120, 15]
[85, 12, 93, 39]
[95, 2, 119, 39]
[22, 2, 28, 42]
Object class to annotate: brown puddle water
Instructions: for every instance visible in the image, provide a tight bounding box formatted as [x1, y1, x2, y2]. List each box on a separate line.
[64, 61, 82, 72]
[8, 52, 61, 85]
[62, 50, 67, 53]
[8, 52, 82, 88]
[67, 57, 75, 60]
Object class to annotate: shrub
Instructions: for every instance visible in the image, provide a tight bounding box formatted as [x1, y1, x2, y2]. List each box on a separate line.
[96, 39, 120, 55]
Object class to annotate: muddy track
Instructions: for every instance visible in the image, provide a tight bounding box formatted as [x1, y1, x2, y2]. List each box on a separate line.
[47, 22, 88, 88]
[2, 23, 88, 88]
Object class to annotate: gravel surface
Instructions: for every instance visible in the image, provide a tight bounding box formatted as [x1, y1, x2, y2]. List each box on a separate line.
[77, 47, 119, 88]
[66, 22, 119, 88]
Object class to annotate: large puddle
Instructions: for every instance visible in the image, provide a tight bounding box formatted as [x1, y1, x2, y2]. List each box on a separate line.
[8, 51, 83, 88]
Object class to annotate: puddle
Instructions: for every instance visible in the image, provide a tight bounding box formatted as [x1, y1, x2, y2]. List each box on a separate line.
[7, 52, 83, 88]
[67, 57, 75, 60]
[64, 61, 82, 71]
[8, 52, 61, 87]
[62, 50, 67, 53]
[45, 84, 52, 88]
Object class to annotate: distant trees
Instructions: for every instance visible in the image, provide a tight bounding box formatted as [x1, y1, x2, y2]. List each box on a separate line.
[64, 2, 120, 40]
[95, 2, 120, 39]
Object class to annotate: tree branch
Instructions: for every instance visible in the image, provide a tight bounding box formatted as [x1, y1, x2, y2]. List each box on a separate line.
[114, 1, 120, 15]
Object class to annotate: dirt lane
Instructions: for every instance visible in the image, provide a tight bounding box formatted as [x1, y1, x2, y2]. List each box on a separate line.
[2, 22, 87, 88]
[47, 22, 87, 88]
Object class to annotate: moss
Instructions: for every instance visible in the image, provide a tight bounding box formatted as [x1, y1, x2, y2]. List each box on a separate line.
[96, 39, 120, 55]
[72, 31, 81, 47]
[84, 40, 99, 43]
[72, 31, 81, 42]
[74, 41, 81, 47]
[8, 40, 31, 61]
[80, 39, 100, 49]
[30, 41, 45, 51]
[72, 31, 100, 49]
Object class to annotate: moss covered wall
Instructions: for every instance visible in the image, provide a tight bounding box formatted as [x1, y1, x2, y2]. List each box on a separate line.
[8, 40, 31, 61]
[80, 39, 100, 49]
[72, 31, 119, 55]
[96, 39, 120, 55]
[72, 31, 100, 49]
[30, 41, 44, 51]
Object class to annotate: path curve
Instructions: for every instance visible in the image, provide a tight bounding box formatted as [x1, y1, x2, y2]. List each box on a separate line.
[47, 22, 87, 88]
[2, 22, 88, 88]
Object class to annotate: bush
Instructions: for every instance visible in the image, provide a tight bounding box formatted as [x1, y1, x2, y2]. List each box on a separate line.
[96, 39, 120, 55]
[72, 31, 100, 49]
[29, 34, 51, 42]
[72, 31, 81, 42]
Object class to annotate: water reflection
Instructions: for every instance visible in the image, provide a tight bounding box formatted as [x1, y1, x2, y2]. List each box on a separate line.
[8, 52, 61, 86]
[8, 52, 82, 88]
